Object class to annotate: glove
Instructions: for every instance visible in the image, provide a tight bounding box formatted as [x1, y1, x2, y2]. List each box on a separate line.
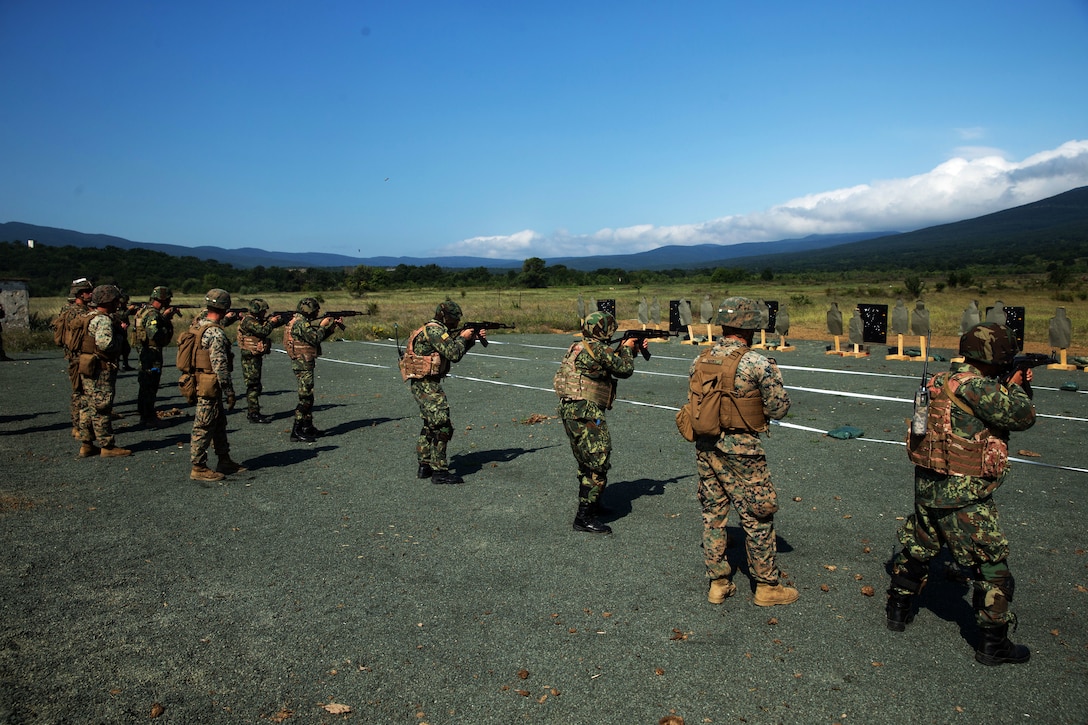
[226, 391, 236, 410]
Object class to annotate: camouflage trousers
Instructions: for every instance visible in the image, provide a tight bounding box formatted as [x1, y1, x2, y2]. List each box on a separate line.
[558, 401, 612, 504]
[696, 450, 781, 584]
[893, 497, 1015, 626]
[79, 368, 118, 447]
[410, 377, 453, 470]
[291, 359, 316, 424]
[136, 346, 164, 421]
[190, 394, 229, 467]
[240, 352, 265, 413]
[68, 355, 82, 429]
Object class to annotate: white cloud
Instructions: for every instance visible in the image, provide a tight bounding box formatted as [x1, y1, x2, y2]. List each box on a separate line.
[435, 139, 1088, 260]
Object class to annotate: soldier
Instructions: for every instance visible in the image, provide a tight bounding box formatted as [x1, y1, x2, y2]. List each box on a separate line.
[690, 297, 796, 606]
[120, 295, 140, 370]
[283, 297, 340, 443]
[76, 285, 131, 458]
[553, 311, 642, 534]
[133, 286, 178, 427]
[0, 302, 10, 361]
[54, 279, 95, 439]
[399, 300, 478, 484]
[237, 298, 284, 424]
[889, 322, 1036, 666]
[189, 289, 245, 482]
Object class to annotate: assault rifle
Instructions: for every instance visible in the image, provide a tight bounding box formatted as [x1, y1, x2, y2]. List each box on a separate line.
[454, 321, 515, 347]
[609, 328, 680, 360]
[1002, 352, 1057, 399]
[137, 302, 198, 317]
[321, 310, 371, 331]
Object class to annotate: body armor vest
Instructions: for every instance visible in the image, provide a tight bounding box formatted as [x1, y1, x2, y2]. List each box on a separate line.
[238, 318, 270, 355]
[907, 372, 1008, 479]
[283, 316, 319, 362]
[553, 342, 617, 408]
[399, 323, 449, 381]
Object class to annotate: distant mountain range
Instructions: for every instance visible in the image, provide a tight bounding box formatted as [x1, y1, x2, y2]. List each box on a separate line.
[4, 185, 1087, 272]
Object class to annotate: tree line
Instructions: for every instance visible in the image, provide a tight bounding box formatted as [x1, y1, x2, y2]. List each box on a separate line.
[0, 242, 758, 297]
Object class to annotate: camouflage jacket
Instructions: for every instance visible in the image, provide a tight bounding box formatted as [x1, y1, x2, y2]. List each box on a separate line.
[693, 337, 790, 456]
[286, 313, 338, 360]
[411, 320, 474, 366]
[556, 338, 634, 420]
[88, 311, 122, 360]
[914, 361, 1035, 507]
[197, 318, 235, 395]
[138, 305, 174, 349]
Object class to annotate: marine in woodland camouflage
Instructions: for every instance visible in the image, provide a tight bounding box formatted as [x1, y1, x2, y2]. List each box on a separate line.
[691, 336, 791, 585]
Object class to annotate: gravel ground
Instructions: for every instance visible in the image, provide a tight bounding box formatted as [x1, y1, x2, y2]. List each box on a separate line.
[1, 334, 1086, 725]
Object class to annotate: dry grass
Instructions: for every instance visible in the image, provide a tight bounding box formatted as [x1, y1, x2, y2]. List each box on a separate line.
[24, 278, 1088, 355]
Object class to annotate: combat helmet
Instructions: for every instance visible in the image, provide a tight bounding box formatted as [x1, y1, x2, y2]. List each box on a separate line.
[205, 288, 232, 312]
[90, 284, 122, 307]
[715, 296, 763, 330]
[297, 297, 321, 319]
[435, 299, 462, 327]
[959, 322, 1017, 366]
[582, 311, 617, 342]
[150, 286, 173, 302]
[70, 277, 94, 297]
[248, 298, 270, 316]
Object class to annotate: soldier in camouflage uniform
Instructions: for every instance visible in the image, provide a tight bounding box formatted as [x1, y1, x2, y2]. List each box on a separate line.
[888, 322, 1036, 666]
[400, 300, 479, 484]
[691, 297, 796, 606]
[554, 311, 641, 534]
[54, 279, 94, 438]
[283, 297, 340, 443]
[189, 289, 245, 482]
[238, 298, 285, 424]
[76, 285, 131, 458]
[134, 286, 178, 427]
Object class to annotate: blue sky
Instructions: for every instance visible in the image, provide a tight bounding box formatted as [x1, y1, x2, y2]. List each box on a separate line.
[2, 1, 1087, 261]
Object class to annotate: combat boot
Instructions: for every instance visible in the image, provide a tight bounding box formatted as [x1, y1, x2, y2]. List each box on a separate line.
[432, 470, 464, 485]
[975, 624, 1031, 666]
[303, 422, 323, 438]
[99, 444, 132, 458]
[216, 456, 248, 475]
[417, 464, 434, 479]
[708, 577, 737, 604]
[573, 503, 611, 534]
[754, 582, 799, 606]
[886, 590, 915, 632]
[290, 421, 316, 443]
[190, 464, 225, 482]
[78, 443, 100, 458]
[247, 410, 273, 424]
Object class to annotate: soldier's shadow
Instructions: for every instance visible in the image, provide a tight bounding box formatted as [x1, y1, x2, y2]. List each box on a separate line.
[321, 416, 406, 437]
[243, 446, 337, 469]
[452, 444, 558, 475]
[715, 527, 797, 588]
[905, 554, 977, 642]
[599, 475, 688, 522]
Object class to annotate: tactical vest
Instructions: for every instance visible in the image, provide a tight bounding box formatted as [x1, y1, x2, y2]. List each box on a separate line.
[399, 323, 450, 381]
[131, 306, 152, 347]
[553, 341, 617, 409]
[283, 316, 319, 362]
[906, 371, 1008, 479]
[237, 316, 270, 354]
[189, 320, 230, 374]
